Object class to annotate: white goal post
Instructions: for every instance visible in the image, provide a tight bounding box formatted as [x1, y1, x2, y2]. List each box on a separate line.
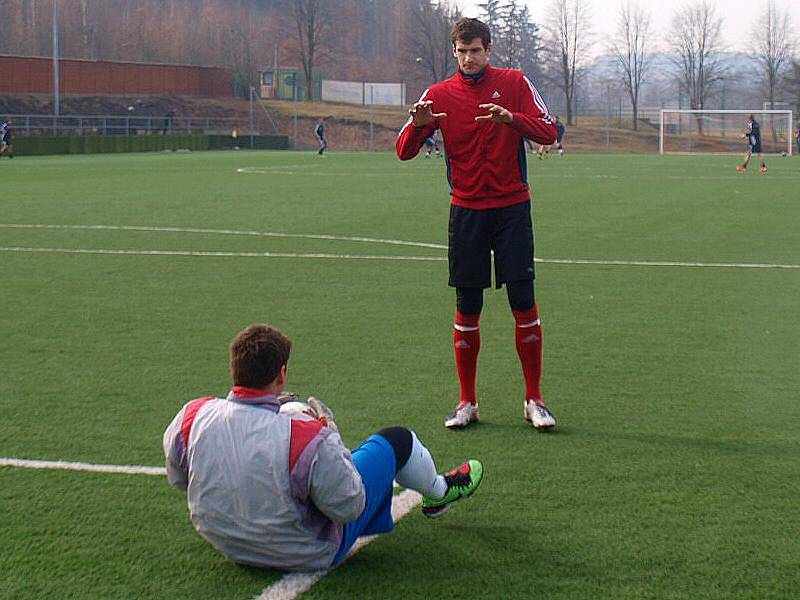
[659, 109, 794, 156]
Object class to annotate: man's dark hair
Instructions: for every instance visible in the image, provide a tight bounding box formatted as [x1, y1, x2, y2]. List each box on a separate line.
[230, 323, 292, 388]
[450, 17, 491, 49]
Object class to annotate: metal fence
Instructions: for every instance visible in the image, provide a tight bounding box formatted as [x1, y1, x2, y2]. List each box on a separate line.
[6, 114, 245, 137]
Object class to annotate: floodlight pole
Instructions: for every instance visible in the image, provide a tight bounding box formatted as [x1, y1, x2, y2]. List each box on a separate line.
[52, 0, 60, 134]
[368, 85, 374, 151]
[249, 86, 255, 149]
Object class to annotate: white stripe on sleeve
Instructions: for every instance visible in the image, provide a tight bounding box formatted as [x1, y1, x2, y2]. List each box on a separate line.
[522, 76, 553, 122]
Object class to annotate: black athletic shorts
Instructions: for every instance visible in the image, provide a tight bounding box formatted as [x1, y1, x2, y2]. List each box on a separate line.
[749, 140, 762, 154]
[448, 201, 535, 289]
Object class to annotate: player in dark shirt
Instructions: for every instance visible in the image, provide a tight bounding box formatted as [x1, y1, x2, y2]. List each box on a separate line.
[315, 118, 327, 156]
[795, 126, 799, 156]
[537, 115, 565, 158]
[737, 114, 766, 173]
[423, 131, 442, 158]
[555, 117, 565, 155]
[1, 118, 14, 159]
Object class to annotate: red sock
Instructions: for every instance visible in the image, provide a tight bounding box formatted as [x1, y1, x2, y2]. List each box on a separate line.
[513, 304, 543, 404]
[454, 311, 480, 405]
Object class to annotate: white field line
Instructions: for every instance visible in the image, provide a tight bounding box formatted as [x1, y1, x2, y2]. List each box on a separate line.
[234, 167, 800, 182]
[0, 457, 402, 494]
[1, 454, 415, 600]
[0, 223, 447, 250]
[1, 245, 798, 270]
[541, 257, 800, 270]
[532, 173, 800, 181]
[254, 489, 422, 600]
[236, 167, 391, 178]
[2, 223, 798, 270]
[0, 457, 166, 476]
[0, 246, 446, 262]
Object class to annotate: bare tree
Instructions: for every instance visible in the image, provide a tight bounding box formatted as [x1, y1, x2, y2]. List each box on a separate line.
[786, 60, 800, 114]
[292, 0, 326, 100]
[609, 2, 651, 130]
[406, 0, 460, 85]
[547, 0, 591, 126]
[478, 0, 502, 31]
[750, 0, 793, 110]
[667, 0, 725, 118]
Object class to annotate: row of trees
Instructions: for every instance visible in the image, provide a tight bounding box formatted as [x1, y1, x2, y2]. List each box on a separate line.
[0, 0, 797, 122]
[471, 0, 795, 128]
[557, 0, 796, 128]
[0, 0, 421, 98]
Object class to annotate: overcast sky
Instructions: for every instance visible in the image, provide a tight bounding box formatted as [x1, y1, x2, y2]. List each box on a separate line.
[459, 0, 799, 57]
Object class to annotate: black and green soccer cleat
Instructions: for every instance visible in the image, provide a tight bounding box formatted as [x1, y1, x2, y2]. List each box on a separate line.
[421, 459, 484, 518]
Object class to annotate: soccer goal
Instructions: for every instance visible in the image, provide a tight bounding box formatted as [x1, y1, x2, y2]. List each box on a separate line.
[659, 109, 794, 155]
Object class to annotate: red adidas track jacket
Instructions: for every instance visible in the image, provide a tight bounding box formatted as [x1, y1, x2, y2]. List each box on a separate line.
[396, 66, 556, 210]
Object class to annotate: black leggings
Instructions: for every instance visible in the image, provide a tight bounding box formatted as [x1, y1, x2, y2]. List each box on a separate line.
[376, 427, 413, 473]
[456, 281, 535, 315]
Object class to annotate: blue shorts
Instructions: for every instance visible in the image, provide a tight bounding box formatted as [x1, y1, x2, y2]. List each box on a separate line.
[331, 434, 396, 565]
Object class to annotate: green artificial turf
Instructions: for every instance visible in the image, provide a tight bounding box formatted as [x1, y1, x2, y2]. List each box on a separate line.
[1, 150, 798, 599]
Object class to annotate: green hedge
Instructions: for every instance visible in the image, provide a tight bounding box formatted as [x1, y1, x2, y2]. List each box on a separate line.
[13, 134, 288, 156]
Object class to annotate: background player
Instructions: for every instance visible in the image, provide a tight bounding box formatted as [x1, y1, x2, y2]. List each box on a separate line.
[555, 116, 566, 155]
[315, 118, 327, 156]
[423, 130, 442, 158]
[1, 118, 14, 159]
[396, 18, 558, 431]
[795, 124, 799, 156]
[737, 114, 766, 173]
[538, 116, 564, 158]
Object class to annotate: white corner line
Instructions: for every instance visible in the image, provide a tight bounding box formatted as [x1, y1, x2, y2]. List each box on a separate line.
[254, 489, 422, 600]
[0, 457, 166, 476]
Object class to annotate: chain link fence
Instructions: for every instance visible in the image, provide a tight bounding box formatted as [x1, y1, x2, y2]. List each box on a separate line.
[6, 114, 242, 137]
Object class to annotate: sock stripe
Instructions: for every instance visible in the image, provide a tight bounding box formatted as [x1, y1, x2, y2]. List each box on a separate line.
[516, 319, 540, 329]
[454, 323, 479, 332]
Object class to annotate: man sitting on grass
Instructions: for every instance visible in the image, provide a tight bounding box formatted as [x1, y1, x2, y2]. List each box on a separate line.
[163, 323, 483, 571]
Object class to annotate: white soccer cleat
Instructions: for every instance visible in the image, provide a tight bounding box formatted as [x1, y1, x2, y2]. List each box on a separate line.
[524, 400, 557, 431]
[444, 402, 480, 429]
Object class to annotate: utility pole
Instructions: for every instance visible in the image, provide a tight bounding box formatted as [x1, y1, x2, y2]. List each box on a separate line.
[368, 84, 374, 151]
[292, 72, 298, 147]
[273, 45, 278, 99]
[53, 0, 60, 133]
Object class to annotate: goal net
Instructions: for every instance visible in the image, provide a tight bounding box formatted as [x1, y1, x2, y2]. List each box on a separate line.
[659, 109, 794, 155]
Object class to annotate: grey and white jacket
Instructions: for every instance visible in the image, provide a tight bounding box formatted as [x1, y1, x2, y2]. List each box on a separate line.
[162, 387, 365, 571]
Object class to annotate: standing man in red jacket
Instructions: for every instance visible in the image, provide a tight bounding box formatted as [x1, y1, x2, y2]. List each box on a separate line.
[396, 17, 558, 431]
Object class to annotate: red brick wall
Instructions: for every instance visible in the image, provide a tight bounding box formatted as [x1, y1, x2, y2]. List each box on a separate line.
[0, 55, 232, 97]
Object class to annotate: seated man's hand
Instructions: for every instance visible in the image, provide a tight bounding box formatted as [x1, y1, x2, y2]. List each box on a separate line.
[307, 396, 338, 433]
[277, 391, 300, 404]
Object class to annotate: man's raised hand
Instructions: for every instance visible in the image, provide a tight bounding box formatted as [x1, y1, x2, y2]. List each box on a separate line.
[476, 103, 513, 124]
[409, 100, 447, 127]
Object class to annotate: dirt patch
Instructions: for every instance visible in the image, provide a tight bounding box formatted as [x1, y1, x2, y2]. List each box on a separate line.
[0, 94, 238, 118]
